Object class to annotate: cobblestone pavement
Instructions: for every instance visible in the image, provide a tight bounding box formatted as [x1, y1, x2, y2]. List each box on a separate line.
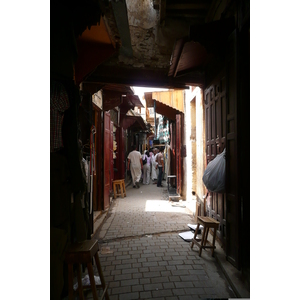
[79, 182, 236, 299]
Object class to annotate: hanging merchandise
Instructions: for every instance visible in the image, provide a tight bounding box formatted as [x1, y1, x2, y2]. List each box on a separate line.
[202, 148, 226, 193]
[50, 80, 70, 152]
[156, 115, 170, 144]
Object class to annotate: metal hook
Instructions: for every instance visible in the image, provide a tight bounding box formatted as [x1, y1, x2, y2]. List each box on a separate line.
[91, 125, 96, 135]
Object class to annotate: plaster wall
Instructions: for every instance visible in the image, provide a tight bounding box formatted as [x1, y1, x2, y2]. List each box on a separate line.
[190, 98, 197, 194]
[183, 87, 206, 217]
[195, 87, 206, 216]
[181, 92, 187, 201]
[182, 88, 193, 214]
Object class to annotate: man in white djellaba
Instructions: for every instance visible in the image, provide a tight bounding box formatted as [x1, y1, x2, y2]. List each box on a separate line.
[150, 148, 158, 182]
[127, 145, 143, 188]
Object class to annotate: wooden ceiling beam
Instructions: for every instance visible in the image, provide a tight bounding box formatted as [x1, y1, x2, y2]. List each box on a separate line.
[166, 3, 211, 10]
[85, 65, 204, 89]
[165, 12, 206, 19]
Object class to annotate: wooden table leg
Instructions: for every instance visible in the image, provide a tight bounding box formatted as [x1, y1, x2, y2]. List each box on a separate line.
[76, 264, 84, 300]
[191, 223, 200, 249]
[212, 226, 217, 257]
[68, 264, 74, 300]
[204, 225, 209, 246]
[113, 184, 117, 199]
[87, 262, 99, 300]
[120, 184, 124, 198]
[94, 254, 110, 300]
[122, 181, 126, 197]
[199, 225, 208, 257]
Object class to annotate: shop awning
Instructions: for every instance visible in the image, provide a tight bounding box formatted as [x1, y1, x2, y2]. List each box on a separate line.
[126, 94, 144, 108]
[97, 85, 143, 112]
[120, 115, 147, 131]
[168, 17, 235, 79]
[74, 18, 116, 84]
[144, 91, 184, 121]
[170, 41, 210, 77]
[119, 94, 144, 114]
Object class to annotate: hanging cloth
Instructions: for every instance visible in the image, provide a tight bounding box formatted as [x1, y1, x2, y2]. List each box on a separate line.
[50, 81, 70, 152]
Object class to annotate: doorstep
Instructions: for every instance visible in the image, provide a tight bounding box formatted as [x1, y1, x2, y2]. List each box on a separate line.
[93, 211, 102, 222]
[91, 210, 109, 238]
[215, 252, 250, 298]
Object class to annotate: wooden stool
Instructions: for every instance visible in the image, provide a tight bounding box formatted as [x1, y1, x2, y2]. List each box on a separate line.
[191, 216, 220, 257]
[112, 179, 126, 199]
[167, 175, 177, 192]
[65, 239, 109, 300]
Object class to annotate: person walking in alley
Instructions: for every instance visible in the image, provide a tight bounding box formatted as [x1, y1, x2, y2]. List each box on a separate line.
[127, 145, 143, 188]
[142, 150, 151, 185]
[151, 148, 158, 183]
[156, 147, 164, 187]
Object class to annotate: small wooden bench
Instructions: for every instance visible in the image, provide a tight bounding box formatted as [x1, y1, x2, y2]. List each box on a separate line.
[65, 239, 109, 300]
[191, 216, 220, 257]
[167, 175, 177, 192]
[112, 179, 126, 199]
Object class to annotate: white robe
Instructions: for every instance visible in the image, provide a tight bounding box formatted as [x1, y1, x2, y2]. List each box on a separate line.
[127, 150, 142, 184]
[151, 154, 158, 180]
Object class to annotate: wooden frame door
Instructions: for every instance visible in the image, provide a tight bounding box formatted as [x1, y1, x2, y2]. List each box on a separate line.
[204, 72, 227, 248]
[204, 29, 241, 269]
[103, 112, 111, 210]
[225, 29, 240, 268]
[110, 120, 114, 190]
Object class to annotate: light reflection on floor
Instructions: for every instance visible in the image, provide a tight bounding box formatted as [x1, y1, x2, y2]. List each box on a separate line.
[144, 199, 186, 213]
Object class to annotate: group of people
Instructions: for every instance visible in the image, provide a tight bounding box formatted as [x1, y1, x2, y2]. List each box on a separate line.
[127, 145, 165, 189]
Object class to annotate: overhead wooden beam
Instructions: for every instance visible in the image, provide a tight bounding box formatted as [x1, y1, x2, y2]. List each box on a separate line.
[111, 0, 133, 57]
[166, 3, 211, 10]
[84, 65, 204, 89]
[165, 12, 206, 19]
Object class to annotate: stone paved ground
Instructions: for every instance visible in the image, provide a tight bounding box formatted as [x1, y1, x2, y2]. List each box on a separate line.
[77, 182, 235, 299]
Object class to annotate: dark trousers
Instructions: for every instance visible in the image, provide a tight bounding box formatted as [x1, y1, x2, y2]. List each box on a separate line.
[157, 166, 163, 187]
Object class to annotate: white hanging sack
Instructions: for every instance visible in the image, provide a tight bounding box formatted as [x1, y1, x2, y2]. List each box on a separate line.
[202, 148, 226, 193]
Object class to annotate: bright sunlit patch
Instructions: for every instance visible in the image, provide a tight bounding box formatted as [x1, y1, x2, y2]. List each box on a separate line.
[145, 200, 186, 213]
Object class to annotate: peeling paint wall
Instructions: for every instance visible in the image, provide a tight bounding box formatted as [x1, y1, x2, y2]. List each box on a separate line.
[127, 0, 157, 28]
[124, 0, 190, 68]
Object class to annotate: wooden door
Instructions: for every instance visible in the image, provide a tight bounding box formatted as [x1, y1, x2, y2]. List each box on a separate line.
[114, 127, 126, 180]
[204, 71, 227, 247]
[103, 112, 111, 210]
[225, 29, 240, 268]
[121, 128, 126, 179]
[93, 108, 99, 211]
[170, 123, 176, 177]
[110, 121, 114, 190]
[204, 29, 241, 268]
[176, 114, 182, 195]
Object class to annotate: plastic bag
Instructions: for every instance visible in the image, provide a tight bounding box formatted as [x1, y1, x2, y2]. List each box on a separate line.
[202, 148, 226, 193]
[142, 156, 147, 165]
[73, 274, 101, 291]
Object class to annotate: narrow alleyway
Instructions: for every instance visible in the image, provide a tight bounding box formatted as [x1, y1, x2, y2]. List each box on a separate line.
[74, 181, 236, 300]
